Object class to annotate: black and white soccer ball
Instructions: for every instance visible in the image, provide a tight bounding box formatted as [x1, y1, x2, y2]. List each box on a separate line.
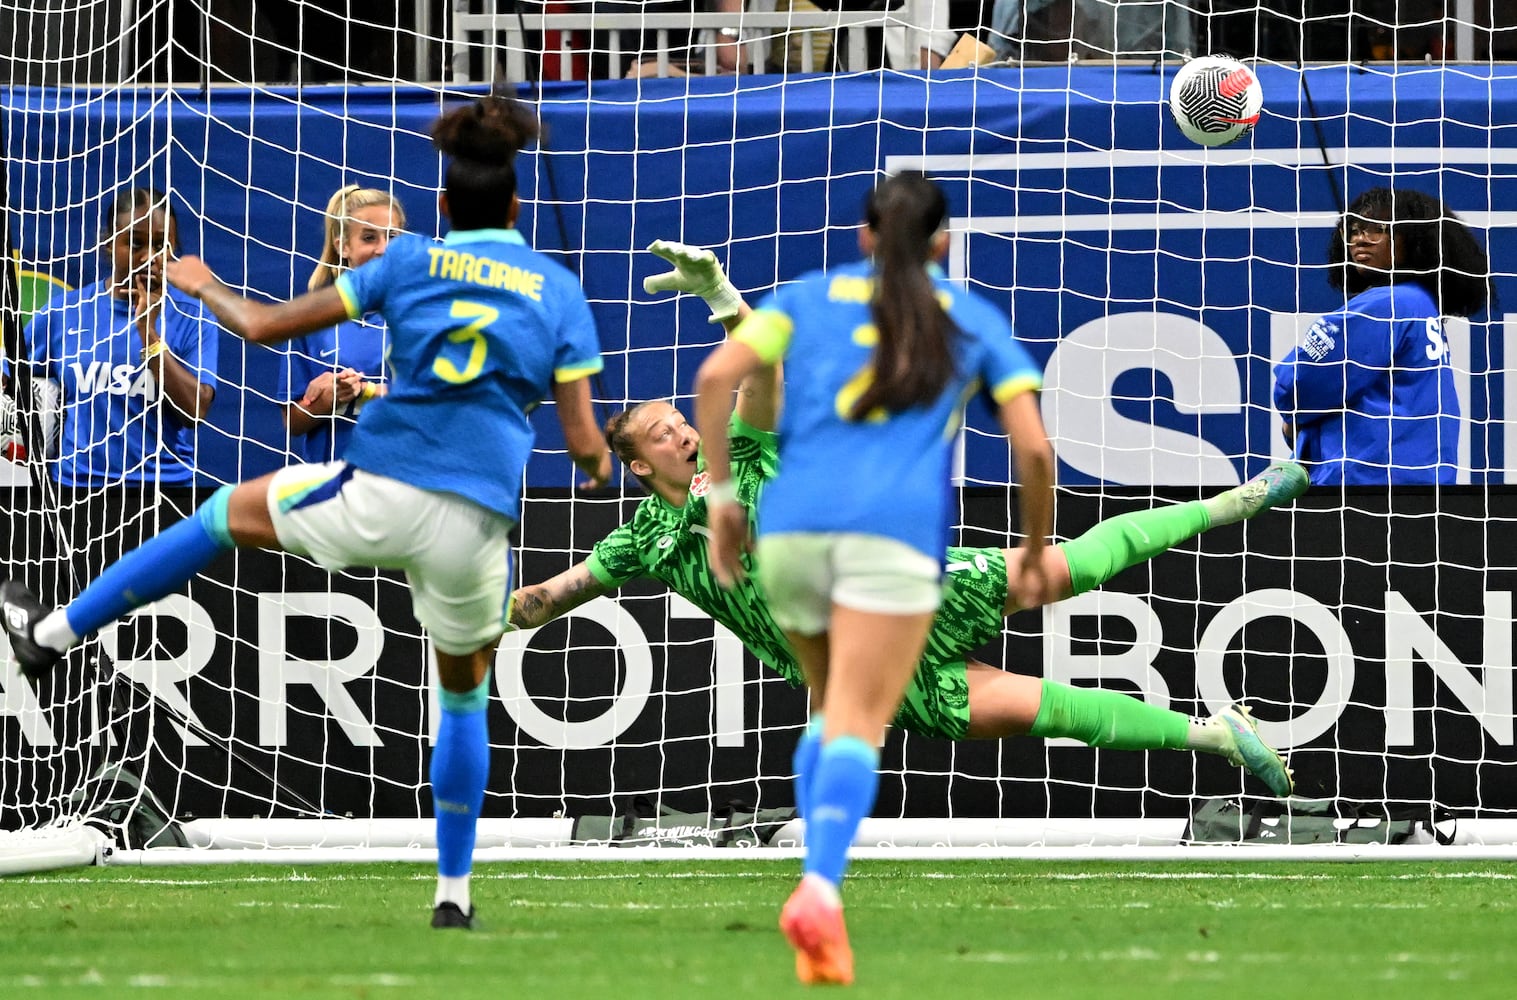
[1169, 55, 1263, 147]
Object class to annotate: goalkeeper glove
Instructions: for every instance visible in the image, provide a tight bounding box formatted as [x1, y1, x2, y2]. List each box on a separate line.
[644, 240, 743, 323]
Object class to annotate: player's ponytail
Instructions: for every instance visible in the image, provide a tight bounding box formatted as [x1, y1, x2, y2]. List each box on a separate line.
[851, 172, 958, 421]
[431, 96, 541, 231]
[308, 185, 407, 291]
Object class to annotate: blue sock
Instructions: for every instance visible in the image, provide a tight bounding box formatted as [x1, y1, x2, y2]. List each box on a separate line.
[803, 735, 879, 887]
[792, 714, 825, 819]
[431, 675, 491, 879]
[64, 486, 236, 638]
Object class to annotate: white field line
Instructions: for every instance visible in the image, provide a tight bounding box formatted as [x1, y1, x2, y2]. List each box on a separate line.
[16, 867, 1517, 888]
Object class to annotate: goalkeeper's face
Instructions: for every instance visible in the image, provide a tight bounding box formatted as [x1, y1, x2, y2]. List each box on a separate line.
[628, 402, 701, 492]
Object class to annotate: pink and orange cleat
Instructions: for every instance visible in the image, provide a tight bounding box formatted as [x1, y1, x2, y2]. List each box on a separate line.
[779, 874, 854, 986]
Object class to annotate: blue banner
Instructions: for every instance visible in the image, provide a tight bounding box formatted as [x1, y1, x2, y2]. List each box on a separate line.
[7, 65, 1516, 486]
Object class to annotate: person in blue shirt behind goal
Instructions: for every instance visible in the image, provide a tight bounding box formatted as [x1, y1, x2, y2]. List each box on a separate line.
[279, 184, 405, 463]
[1273, 186, 1493, 485]
[1, 95, 613, 931]
[514, 240, 1301, 799]
[691, 172, 1053, 985]
[23, 187, 219, 489]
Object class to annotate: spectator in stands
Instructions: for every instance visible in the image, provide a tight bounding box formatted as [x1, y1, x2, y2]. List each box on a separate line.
[279, 185, 404, 462]
[17, 186, 220, 593]
[1273, 187, 1493, 486]
[625, 0, 748, 77]
[22, 187, 219, 493]
[884, 0, 957, 69]
[989, 0, 1195, 62]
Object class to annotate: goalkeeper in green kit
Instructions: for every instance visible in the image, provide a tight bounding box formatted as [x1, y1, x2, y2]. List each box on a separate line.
[509, 241, 1304, 798]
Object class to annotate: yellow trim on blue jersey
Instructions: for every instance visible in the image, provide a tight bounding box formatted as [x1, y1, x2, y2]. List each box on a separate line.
[274, 466, 347, 513]
[443, 228, 527, 246]
[990, 373, 1043, 404]
[555, 358, 605, 382]
[333, 274, 363, 320]
[732, 308, 793, 365]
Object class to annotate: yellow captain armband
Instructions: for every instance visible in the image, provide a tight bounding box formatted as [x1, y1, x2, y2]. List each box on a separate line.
[990, 374, 1044, 405]
[731, 309, 793, 365]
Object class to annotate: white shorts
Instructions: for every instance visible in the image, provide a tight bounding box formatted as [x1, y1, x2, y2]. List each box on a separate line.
[754, 532, 943, 636]
[267, 462, 514, 655]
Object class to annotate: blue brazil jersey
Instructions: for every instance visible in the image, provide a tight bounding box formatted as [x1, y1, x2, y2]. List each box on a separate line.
[334, 228, 603, 521]
[278, 315, 388, 462]
[1274, 282, 1457, 486]
[736, 260, 1042, 559]
[24, 281, 219, 487]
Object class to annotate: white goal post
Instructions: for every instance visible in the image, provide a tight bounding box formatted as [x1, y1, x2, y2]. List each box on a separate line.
[3, 2, 1517, 871]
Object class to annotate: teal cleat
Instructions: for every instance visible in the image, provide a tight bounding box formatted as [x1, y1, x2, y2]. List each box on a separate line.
[1207, 461, 1310, 527]
[1213, 704, 1294, 798]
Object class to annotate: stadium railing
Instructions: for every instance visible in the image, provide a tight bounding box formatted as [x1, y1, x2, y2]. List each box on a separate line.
[449, 8, 903, 81]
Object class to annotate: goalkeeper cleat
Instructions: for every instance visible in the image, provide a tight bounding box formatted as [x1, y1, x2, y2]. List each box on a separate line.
[1205, 460, 1309, 527]
[1213, 704, 1294, 798]
[779, 874, 853, 986]
[430, 901, 476, 930]
[1, 580, 63, 681]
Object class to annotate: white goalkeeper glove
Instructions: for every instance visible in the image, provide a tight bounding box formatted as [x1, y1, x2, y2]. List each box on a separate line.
[643, 240, 743, 324]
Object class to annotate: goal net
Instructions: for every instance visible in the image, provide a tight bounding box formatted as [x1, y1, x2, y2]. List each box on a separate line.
[2, 2, 1516, 868]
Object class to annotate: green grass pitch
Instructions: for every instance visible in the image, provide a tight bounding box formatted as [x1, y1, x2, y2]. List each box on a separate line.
[4, 859, 1516, 999]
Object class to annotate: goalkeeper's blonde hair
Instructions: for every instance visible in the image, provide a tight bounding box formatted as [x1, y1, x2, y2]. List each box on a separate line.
[308, 185, 407, 291]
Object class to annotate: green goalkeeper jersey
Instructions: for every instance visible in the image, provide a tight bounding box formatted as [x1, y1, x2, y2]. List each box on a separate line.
[587, 414, 798, 682]
[585, 414, 1008, 740]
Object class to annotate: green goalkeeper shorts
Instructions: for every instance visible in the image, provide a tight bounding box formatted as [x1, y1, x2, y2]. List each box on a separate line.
[891, 546, 1009, 741]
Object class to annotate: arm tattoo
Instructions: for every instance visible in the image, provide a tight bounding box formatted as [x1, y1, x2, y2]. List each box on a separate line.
[510, 589, 548, 629]
[511, 571, 602, 630]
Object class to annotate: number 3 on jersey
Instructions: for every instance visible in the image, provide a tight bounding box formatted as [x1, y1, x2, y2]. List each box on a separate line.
[433, 299, 498, 383]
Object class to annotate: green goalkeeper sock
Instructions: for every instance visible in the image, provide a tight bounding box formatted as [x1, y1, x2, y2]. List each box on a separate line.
[1028, 679, 1190, 750]
[1059, 500, 1211, 596]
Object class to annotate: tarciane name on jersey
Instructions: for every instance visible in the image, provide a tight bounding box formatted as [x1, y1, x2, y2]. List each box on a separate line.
[424, 247, 545, 300]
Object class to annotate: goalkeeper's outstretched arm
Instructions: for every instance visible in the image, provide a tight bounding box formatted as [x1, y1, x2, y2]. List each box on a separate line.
[643, 239, 778, 431]
[509, 562, 611, 631]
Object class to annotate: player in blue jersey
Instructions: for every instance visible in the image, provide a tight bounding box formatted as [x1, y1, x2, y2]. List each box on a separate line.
[1274, 187, 1492, 485]
[23, 187, 219, 488]
[0, 96, 613, 930]
[693, 172, 1056, 985]
[279, 185, 404, 462]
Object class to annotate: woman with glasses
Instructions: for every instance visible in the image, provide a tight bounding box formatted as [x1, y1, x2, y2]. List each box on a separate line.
[1273, 187, 1492, 485]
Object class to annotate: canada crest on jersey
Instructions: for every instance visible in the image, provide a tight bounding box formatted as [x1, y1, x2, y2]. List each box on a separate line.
[690, 470, 711, 497]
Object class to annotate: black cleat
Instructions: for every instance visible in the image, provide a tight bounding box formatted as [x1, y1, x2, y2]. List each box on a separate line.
[431, 901, 476, 929]
[1, 580, 63, 680]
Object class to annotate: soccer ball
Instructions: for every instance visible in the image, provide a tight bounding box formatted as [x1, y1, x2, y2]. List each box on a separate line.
[1168, 56, 1263, 147]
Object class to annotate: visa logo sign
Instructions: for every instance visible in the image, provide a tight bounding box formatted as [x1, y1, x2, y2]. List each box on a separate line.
[70, 361, 158, 401]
